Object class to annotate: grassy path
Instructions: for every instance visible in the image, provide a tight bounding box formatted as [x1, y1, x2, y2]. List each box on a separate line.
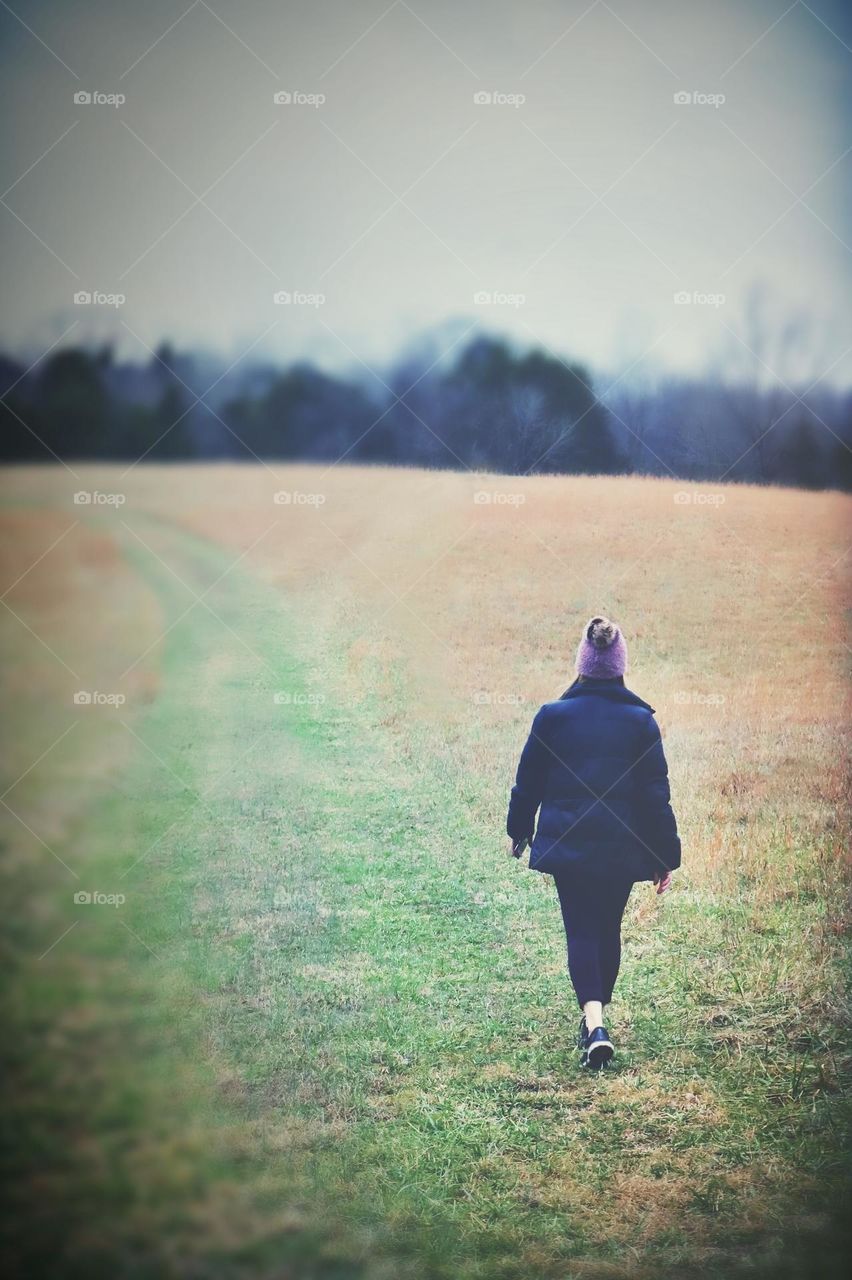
[2, 509, 850, 1279]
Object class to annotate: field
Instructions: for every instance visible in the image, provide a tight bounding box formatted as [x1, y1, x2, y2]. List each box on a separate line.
[1, 463, 850, 1280]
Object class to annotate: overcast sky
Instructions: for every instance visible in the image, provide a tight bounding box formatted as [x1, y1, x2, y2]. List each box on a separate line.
[2, 0, 851, 384]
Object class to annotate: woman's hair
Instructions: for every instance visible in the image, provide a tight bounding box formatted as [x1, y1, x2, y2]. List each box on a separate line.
[586, 616, 618, 648]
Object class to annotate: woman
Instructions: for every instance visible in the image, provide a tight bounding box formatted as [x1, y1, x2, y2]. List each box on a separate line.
[506, 616, 681, 1070]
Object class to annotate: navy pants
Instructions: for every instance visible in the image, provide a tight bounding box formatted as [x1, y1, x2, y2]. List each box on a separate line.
[552, 867, 635, 1010]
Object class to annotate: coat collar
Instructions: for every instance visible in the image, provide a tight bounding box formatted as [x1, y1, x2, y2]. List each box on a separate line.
[558, 675, 655, 714]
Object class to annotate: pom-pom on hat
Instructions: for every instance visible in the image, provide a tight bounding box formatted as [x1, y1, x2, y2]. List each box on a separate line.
[575, 616, 628, 679]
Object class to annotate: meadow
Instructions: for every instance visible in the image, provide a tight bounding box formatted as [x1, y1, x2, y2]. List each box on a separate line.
[1, 463, 850, 1279]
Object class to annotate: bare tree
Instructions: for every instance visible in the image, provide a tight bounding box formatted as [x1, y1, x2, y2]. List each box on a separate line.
[712, 281, 824, 481]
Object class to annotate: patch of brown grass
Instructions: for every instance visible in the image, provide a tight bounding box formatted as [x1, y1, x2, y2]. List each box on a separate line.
[0, 507, 164, 855]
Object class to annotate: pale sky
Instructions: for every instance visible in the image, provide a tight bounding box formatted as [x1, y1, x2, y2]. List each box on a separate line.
[2, 0, 851, 384]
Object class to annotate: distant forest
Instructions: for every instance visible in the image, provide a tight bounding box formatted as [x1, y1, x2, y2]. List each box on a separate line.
[2, 332, 851, 489]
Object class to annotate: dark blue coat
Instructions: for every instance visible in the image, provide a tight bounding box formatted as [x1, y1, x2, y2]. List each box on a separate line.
[506, 676, 681, 881]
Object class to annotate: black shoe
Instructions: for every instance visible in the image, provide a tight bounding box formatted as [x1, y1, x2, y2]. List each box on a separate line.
[577, 1014, 589, 1050]
[581, 1025, 614, 1070]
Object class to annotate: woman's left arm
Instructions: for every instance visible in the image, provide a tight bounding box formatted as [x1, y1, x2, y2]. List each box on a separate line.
[635, 712, 681, 872]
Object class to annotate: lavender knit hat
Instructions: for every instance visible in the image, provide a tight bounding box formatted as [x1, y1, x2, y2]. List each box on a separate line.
[575, 616, 628, 679]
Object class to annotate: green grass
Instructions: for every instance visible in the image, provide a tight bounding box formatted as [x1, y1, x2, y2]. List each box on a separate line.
[1, 507, 850, 1279]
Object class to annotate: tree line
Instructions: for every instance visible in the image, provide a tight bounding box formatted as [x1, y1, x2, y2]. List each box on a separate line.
[1, 333, 850, 490]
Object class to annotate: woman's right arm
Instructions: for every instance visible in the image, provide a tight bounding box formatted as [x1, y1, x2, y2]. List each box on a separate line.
[506, 706, 550, 847]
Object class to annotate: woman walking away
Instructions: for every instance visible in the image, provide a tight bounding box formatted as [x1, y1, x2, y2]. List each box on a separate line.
[506, 616, 681, 1071]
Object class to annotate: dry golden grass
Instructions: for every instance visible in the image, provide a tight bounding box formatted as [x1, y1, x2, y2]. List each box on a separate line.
[52, 462, 843, 911]
[2, 463, 850, 1278]
[6, 460, 850, 946]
